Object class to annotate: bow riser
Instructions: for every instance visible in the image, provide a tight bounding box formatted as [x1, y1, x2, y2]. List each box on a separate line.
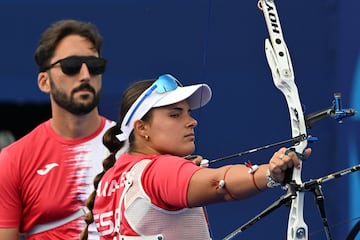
[260, 0, 308, 239]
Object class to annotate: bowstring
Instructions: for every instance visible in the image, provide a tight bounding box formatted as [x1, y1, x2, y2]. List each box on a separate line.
[196, 0, 214, 238]
[195, 0, 213, 155]
[309, 217, 360, 238]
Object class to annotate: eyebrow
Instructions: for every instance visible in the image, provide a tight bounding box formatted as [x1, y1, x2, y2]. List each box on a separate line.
[163, 101, 191, 112]
[168, 106, 192, 114]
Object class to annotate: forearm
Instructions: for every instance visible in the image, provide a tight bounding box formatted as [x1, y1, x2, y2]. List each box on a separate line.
[222, 164, 271, 200]
[187, 164, 276, 207]
[0, 228, 19, 240]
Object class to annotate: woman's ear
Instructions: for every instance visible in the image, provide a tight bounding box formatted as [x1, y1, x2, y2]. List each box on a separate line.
[38, 72, 50, 93]
[133, 120, 148, 138]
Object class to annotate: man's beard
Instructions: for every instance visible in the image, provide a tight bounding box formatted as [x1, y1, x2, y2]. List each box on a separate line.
[50, 80, 101, 115]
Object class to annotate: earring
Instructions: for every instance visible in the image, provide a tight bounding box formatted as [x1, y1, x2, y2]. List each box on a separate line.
[144, 135, 149, 140]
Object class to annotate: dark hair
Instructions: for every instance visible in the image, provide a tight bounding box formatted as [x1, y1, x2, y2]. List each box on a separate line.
[80, 79, 155, 240]
[34, 19, 103, 73]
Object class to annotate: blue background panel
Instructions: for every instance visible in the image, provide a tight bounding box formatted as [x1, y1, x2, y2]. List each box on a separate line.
[0, 1, 359, 239]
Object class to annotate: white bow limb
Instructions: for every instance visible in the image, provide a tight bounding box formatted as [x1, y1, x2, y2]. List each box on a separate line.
[259, 0, 309, 239]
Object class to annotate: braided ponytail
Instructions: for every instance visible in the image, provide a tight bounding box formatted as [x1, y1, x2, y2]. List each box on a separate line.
[80, 124, 122, 240]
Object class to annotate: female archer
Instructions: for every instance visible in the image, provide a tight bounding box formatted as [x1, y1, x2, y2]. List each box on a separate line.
[81, 73, 311, 239]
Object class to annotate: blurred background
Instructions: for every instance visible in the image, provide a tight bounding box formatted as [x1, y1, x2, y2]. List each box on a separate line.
[0, 0, 359, 239]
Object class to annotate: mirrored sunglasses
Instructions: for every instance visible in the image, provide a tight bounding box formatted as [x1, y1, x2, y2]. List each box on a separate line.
[42, 56, 107, 76]
[124, 74, 181, 126]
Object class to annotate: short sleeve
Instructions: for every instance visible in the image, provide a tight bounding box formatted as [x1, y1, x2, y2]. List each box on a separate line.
[0, 148, 22, 227]
[142, 155, 200, 210]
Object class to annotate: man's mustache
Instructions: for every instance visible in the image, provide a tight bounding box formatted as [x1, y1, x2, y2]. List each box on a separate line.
[73, 83, 95, 94]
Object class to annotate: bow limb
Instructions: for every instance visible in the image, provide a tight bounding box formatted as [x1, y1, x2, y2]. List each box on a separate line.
[259, 0, 308, 239]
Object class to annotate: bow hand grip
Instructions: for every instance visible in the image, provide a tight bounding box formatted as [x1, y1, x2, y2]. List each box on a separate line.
[283, 148, 305, 185]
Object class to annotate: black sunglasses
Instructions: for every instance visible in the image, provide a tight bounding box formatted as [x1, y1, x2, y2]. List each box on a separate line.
[42, 56, 107, 76]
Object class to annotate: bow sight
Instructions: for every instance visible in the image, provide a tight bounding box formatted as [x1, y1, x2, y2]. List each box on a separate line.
[305, 93, 356, 129]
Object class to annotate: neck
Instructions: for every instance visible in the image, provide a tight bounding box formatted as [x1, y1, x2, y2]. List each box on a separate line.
[130, 150, 149, 156]
[50, 108, 102, 139]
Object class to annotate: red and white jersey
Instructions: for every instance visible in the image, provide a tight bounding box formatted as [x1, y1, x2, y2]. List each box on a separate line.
[0, 117, 115, 240]
[93, 154, 212, 239]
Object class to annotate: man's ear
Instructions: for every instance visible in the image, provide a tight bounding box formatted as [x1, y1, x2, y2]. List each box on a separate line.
[38, 72, 50, 93]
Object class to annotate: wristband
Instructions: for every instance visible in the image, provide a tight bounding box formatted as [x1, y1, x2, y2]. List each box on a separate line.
[266, 169, 281, 188]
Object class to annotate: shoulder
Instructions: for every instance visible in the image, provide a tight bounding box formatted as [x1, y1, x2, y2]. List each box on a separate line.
[1, 121, 49, 152]
[145, 155, 200, 177]
[100, 116, 116, 133]
[153, 155, 197, 167]
[101, 116, 116, 126]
